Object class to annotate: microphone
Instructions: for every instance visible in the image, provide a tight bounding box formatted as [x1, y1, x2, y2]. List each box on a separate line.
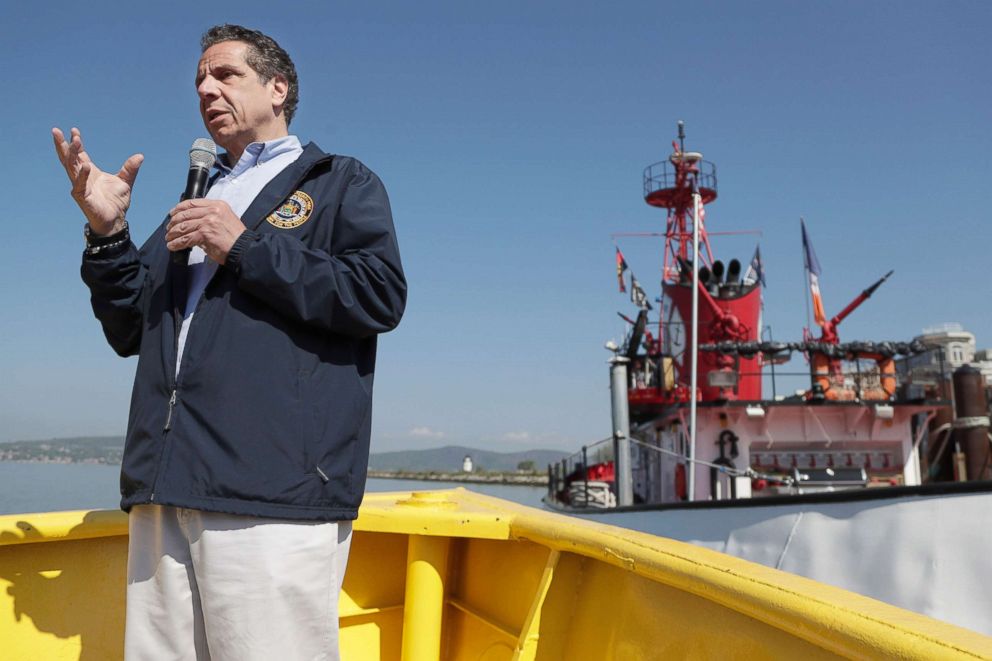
[172, 138, 218, 264]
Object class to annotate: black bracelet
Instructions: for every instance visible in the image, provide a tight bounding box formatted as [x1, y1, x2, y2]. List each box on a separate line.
[84, 221, 130, 256]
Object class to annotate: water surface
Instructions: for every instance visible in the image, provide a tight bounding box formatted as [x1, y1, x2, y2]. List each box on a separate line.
[0, 463, 547, 515]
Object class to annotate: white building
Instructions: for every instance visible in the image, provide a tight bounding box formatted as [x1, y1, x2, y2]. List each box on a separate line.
[900, 323, 992, 385]
[462, 455, 474, 473]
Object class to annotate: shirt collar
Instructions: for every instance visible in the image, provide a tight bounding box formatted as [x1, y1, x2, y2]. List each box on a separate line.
[215, 135, 302, 176]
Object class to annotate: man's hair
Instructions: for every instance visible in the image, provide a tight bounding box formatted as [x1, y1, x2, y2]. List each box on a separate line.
[201, 24, 299, 126]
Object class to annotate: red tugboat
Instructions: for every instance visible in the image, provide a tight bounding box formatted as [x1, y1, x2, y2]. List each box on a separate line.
[547, 123, 982, 509]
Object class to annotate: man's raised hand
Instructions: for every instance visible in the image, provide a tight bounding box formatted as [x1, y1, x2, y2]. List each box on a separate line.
[52, 127, 144, 236]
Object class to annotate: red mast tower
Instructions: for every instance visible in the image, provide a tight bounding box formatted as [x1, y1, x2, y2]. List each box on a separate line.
[628, 123, 762, 417]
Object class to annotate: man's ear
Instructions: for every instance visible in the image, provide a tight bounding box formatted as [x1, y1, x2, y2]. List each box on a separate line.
[270, 74, 289, 109]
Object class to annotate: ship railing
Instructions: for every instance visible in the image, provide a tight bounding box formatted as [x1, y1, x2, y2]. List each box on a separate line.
[628, 361, 935, 403]
[642, 159, 718, 199]
[547, 436, 614, 508]
[547, 434, 791, 508]
[626, 436, 793, 501]
[734, 361, 922, 403]
[626, 436, 776, 478]
[630, 335, 942, 402]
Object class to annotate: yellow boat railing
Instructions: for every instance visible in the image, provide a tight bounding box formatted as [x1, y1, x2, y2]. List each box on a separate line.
[1, 489, 990, 660]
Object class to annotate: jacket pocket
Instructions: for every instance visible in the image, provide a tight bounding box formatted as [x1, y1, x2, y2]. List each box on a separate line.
[302, 368, 371, 500]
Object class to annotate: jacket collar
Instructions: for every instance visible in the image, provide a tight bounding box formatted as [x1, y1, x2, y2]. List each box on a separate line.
[240, 142, 333, 231]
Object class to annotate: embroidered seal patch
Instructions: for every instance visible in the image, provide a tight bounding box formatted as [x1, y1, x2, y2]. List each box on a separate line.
[267, 191, 314, 229]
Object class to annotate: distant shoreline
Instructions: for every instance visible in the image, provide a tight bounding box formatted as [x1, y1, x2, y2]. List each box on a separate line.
[0, 462, 548, 486]
[0, 458, 119, 465]
[368, 470, 547, 486]
[0, 439, 566, 479]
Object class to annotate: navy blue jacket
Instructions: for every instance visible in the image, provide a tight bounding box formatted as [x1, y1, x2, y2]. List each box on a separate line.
[81, 143, 406, 521]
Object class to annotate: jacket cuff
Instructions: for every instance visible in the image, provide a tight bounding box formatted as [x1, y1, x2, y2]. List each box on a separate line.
[225, 230, 261, 274]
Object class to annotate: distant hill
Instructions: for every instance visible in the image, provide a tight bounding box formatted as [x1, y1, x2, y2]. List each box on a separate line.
[369, 445, 568, 472]
[0, 436, 124, 464]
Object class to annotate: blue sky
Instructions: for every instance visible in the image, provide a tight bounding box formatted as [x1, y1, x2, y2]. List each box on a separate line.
[2, 1, 989, 451]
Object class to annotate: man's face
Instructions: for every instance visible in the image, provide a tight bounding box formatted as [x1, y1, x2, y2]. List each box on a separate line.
[196, 41, 285, 153]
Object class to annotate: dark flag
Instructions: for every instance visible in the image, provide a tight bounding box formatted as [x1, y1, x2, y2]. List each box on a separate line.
[743, 245, 766, 287]
[616, 247, 629, 293]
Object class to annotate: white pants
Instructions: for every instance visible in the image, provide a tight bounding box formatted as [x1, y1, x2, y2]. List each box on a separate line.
[125, 505, 352, 661]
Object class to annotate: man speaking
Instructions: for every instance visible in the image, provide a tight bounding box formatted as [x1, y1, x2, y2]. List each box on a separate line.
[53, 24, 406, 660]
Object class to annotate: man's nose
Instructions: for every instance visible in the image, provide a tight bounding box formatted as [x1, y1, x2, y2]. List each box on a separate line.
[197, 77, 219, 100]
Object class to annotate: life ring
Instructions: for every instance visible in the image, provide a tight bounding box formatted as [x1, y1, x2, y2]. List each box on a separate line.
[809, 352, 855, 401]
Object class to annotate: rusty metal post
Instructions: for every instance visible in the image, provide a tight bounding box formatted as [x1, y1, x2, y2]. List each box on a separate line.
[952, 365, 991, 481]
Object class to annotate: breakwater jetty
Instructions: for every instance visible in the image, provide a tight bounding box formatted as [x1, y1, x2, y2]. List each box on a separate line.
[368, 470, 547, 486]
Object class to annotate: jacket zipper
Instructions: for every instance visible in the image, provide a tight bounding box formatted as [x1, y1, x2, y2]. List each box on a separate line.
[163, 389, 177, 431]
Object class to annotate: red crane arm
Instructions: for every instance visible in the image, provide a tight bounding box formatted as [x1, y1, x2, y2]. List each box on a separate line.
[830, 270, 894, 327]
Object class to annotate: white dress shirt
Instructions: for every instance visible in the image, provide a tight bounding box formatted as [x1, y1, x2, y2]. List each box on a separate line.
[175, 135, 304, 377]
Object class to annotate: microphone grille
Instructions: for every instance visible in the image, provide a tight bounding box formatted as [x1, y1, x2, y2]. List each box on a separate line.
[189, 138, 217, 169]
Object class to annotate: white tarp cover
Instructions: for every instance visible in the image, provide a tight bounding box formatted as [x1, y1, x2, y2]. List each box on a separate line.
[580, 491, 992, 636]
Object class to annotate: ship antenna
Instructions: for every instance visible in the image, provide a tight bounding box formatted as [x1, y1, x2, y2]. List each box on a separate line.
[677, 120, 686, 154]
